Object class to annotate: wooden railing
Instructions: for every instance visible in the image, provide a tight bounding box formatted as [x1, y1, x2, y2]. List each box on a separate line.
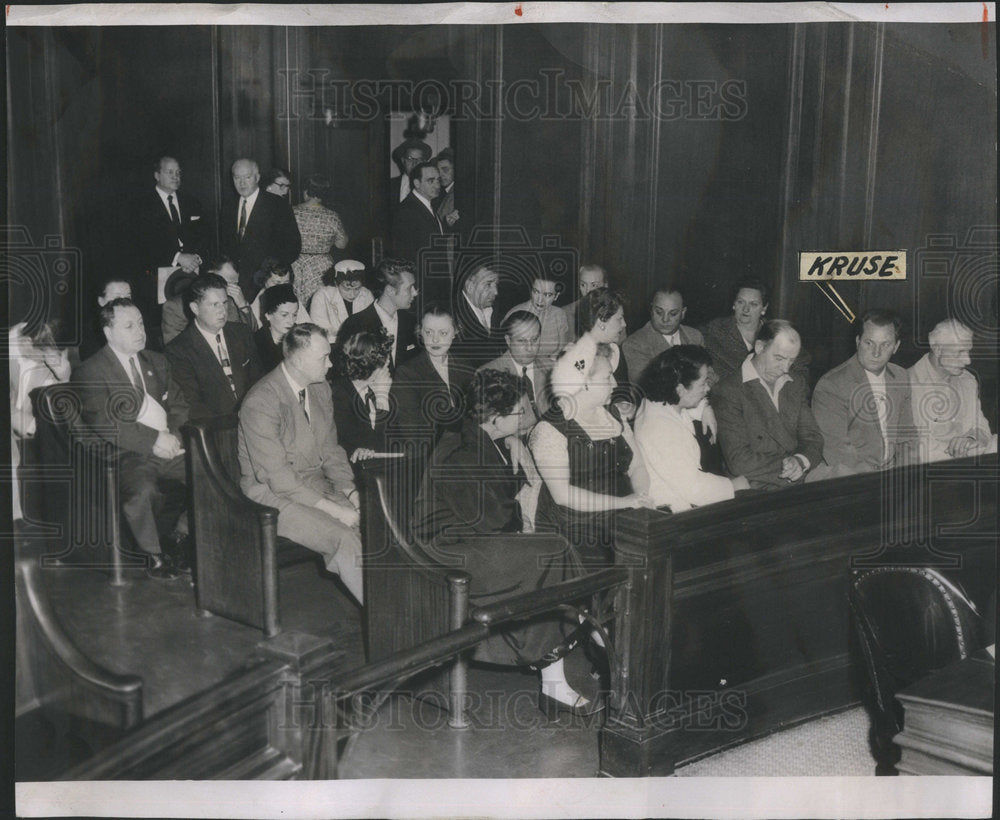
[600, 453, 997, 776]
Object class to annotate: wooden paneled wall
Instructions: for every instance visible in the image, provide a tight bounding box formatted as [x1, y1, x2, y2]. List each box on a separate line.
[7, 22, 996, 418]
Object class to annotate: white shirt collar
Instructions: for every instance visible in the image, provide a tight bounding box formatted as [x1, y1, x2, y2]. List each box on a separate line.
[742, 354, 791, 407]
[195, 321, 227, 351]
[373, 301, 397, 329]
[281, 362, 307, 397]
[109, 346, 142, 376]
[413, 190, 435, 213]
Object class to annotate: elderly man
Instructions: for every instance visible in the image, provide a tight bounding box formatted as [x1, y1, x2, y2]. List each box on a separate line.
[562, 264, 607, 339]
[336, 258, 419, 372]
[160, 257, 258, 345]
[910, 318, 997, 462]
[479, 310, 553, 423]
[165, 272, 262, 420]
[452, 265, 507, 368]
[238, 323, 364, 605]
[712, 319, 824, 489]
[221, 158, 301, 300]
[812, 309, 916, 476]
[132, 156, 208, 347]
[622, 287, 704, 382]
[72, 298, 190, 579]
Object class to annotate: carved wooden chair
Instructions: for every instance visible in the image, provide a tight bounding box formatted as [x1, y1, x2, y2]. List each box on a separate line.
[849, 566, 985, 773]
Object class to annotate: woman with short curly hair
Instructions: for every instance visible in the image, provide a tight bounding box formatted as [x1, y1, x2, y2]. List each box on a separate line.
[329, 328, 394, 465]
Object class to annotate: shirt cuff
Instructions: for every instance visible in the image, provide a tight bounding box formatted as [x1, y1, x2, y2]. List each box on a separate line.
[171, 252, 182, 266]
[793, 453, 810, 471]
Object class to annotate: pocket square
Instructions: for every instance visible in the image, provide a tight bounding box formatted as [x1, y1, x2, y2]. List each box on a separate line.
[161, 393, 168, 401]
[190, 215, 201, 221]
[406, 344, 416, 351]
[241, 358, 250, 366]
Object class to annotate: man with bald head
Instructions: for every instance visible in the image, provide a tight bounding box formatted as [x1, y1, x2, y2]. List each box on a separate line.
[622, 287, 704, 381]
[712, 319, 824, 489]
[909, 318, 997, 462]
[221, 158, 301, 301]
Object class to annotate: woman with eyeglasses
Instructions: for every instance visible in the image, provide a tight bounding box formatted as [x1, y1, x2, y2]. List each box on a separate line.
[309, 260, 374, 339]
[412, 368, 601, 717]
[290, 172, 349, 308]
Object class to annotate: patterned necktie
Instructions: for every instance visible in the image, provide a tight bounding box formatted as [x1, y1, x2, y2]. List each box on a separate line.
[167, 194, 180, 227]
[364, 387, 378, 430]
[238, 198, 247, 239]
[522, 366, 539, 418]
[298, 388, 309, 422]
[215, 333, 238, 397]
[129, 357, 145, 394]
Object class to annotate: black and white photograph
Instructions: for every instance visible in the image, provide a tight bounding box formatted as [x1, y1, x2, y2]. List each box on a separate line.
[6, 3, 997, 818]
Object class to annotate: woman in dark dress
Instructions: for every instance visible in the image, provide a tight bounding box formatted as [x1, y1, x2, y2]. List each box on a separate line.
[388, 304, 476, 459]
[412, 368, 600, 716]
[253, 284, 299, 372]
[531, 336, 655, 567]
[329, 328, 393, 468]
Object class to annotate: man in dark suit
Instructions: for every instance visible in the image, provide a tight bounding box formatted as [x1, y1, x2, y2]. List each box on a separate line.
[220, 158, 301, 301]
[336, 258, 419, 373]
[164, 272, 262, 420]
[452, 264, 506, 369]
[479, 310, 553, 422]
[712, 319, 824, 490]
[391, 162, 447, 301]
[132, 156, 208, 347]
[432, 148, 461, 235]
[72, 298, 189, 579]
[238, 324, 363, 605]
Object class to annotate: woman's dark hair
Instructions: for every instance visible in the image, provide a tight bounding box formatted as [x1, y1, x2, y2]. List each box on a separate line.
[467, 368, 525, 423]
[303, 173, 331, 200]
[730, 276, 769, 307]
[261, 166, 291, 189]
[261, 284, 298, 317]
[640, 344, 713, 405]
[333, 329, 393, 381]
[253, 257, 295, 290]
[577, 287, 624, 334]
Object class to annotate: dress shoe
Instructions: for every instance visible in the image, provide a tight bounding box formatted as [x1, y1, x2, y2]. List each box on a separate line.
[146, 554, 181, 581]
[164, 533, 193, 574]
[538, 690, 606, 719]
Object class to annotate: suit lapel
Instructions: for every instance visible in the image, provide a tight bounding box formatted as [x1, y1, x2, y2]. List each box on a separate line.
[747, 379, 796, 451]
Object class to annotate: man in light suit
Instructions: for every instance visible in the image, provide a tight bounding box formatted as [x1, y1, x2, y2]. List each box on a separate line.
[478, 310, 553, 423]
[132, 156, 208, 347]
[221, 158, 301, 301]
[238, 324, 363, 605]
[811, 310, 916, 476]
[72, 298, 189, 579]
[712, 319, 824, 490]
[622, 287, 704, 383]
[165, 273, 262, 420]
[336, 258, 419, 373]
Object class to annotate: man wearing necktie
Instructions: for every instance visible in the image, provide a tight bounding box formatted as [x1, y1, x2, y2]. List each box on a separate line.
[165, 272, 263, 420]
[238, 324, 365, 605]
[479, 310, 554, 424]
[131, 156, 208, 350]
[390, 161, 448, 302]
[73, 298, 191, 579]
[221, 158, 302, 302]
[812, 309, 917, 477]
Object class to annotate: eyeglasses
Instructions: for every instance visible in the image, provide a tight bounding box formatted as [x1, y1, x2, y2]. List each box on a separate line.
[274, 181, 290, 189]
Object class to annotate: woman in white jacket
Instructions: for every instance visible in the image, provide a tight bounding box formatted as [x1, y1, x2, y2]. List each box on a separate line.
[634, 345, 749, 512]
[308, 259, 374, 339]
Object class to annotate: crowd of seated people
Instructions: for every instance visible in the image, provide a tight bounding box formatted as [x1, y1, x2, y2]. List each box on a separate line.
[12, 148, 997, 717]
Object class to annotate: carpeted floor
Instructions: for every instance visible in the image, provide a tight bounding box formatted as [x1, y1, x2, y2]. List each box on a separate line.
[675, 707, 876, 776]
